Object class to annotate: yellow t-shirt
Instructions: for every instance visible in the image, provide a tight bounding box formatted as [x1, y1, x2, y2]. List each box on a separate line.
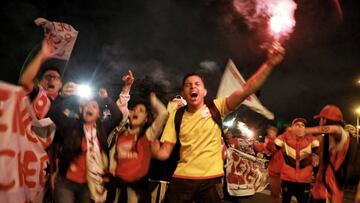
[161, 98, 229, 179]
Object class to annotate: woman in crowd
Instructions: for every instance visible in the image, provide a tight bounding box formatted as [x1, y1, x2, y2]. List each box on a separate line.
[49, 85, 122, 203]
[106, 70, 169, 203]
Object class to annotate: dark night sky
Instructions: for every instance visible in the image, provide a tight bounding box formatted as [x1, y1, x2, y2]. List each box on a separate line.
[1, 0, 360, 130]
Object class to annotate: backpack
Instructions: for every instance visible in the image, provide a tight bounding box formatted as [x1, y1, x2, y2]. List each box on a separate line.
[148, 100, 227, 182]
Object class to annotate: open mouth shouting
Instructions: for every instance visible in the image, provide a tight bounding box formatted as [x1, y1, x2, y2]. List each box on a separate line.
[47, 84, 55, 89]
[86, 111, 93, 117]
[84, 109, 97, 123]
[189, 91, 198, 101]
[132, 114, 138, 120]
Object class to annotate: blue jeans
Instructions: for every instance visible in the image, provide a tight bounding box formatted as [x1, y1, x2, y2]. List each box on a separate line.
[54, 175, 92, 203]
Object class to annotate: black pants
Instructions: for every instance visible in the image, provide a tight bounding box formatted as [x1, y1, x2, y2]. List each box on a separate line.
[281, 181, 311, 203]
[310, 198, 326, 203]
[165, 177, 223, 203]
[105, 176, 151, 203]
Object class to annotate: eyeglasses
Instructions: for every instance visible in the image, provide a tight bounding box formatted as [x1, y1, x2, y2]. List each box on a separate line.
[43, 74, 61, 81]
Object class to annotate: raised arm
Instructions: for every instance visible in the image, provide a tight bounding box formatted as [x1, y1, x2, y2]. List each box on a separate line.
[19, 40, 51, 92]
[116, 70, 134, 123]
[99, 92, 123, 135]
[226, 43, 285, 111]
[146, 92, 169, 141]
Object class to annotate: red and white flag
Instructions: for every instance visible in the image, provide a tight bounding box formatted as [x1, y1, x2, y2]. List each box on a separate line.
[34, 17, 78, 60]
[0, 81, 55, 203]
[225, 147, 269, 196]
[216, 59, 275, 120]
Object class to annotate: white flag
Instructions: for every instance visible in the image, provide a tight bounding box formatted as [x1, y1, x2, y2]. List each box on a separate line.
[0, 81, 55, 203]
[34, 17, 78, 60]
[216, 59, 274, 120]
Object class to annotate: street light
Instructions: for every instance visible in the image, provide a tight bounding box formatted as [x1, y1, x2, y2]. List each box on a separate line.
[355, 107, 360, 143]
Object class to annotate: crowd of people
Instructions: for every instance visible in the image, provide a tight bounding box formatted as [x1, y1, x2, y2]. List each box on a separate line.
[6, 33, 359, 203]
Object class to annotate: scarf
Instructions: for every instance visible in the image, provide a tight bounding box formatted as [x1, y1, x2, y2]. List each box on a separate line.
[84, 125, 106, 202]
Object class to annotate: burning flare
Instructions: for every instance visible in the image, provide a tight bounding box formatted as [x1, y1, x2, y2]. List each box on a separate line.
[268, 0, 297, 42]
[232, 0, 297, 43]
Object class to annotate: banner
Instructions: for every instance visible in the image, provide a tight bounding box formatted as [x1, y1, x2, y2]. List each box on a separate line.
[216, 59, 275, 120]
[34, 17, 78, 60]
[225, 147, 269, 196]
[0, 81, 55, 203]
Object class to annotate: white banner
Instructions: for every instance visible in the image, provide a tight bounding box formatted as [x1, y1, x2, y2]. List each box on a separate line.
[0, 81, 55, 203]
[34, 17, 78, 60]
[225, 147, 269, 196]
[217, 59, 275, 120]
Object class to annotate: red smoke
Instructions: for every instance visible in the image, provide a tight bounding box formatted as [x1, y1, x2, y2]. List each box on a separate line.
[232, 0, 297, 43]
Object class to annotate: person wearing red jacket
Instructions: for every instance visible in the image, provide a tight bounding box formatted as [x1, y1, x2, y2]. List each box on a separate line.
[253, 125, 282, 203]
[274, 118, 319, 203]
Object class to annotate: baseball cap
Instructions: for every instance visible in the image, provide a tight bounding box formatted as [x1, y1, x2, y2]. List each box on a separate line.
[291, 118, 307, 126]
[313, 105, 344, 123]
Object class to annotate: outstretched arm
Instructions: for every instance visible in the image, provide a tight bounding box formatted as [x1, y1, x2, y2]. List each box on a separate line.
[19, 40, 51, 92]
[226, 43, 285, 111]
[305, 125, 343, 141]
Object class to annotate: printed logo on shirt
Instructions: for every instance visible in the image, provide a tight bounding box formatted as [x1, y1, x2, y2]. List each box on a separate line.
[117, 140, 138, 159]
[201, 107, 210, 118]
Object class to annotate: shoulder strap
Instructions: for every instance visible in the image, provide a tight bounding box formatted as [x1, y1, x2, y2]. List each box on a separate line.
[174, 106, 186, 139]
[205, 100, 229, 147]
[205, 100, 223, 135]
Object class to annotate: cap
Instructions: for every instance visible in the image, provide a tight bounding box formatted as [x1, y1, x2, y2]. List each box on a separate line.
[291, 118, 307, 126]
[313, 105, 344, 123]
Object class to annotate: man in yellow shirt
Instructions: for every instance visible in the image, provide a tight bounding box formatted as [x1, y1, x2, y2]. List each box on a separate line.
[151, 43, 285, 203]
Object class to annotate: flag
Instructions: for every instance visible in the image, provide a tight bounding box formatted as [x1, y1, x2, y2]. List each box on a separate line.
[0, 81, 55, 203]
[34, 17, 78, 60]
[216, 59, 275, 120]
[225, 147, 269, 196]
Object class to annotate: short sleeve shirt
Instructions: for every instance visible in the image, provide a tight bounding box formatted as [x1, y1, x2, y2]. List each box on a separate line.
[161, 97, 229, 179]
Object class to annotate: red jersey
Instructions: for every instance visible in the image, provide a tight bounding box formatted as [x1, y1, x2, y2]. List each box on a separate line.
[114, 132, 151, 182]
[66, 137, 87, 184]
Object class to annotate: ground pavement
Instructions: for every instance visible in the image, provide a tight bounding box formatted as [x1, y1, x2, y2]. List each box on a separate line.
[223, 187, 356, 203]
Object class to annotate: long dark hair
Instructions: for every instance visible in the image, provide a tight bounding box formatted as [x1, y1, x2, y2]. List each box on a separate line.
[130, 102, 153, 152]
[321, 119, 345, 194]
